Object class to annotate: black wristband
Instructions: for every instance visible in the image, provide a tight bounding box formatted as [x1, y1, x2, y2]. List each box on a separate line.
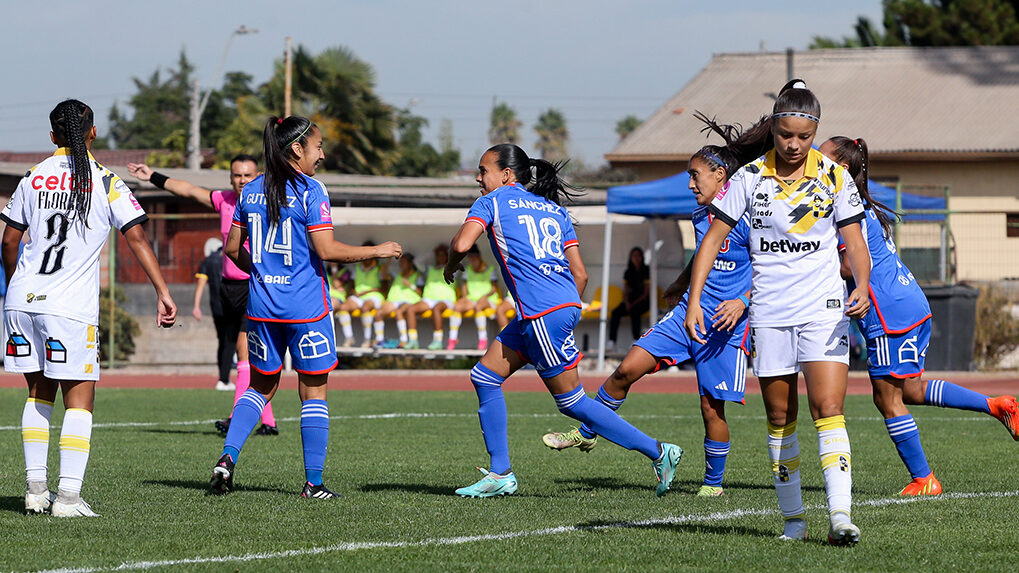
[149, 171, 168, 190]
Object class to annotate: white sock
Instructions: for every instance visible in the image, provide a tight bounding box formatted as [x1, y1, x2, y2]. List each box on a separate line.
[361, 314, 373, 340]
[816, 415, 852, 518]
[22, 398, 53, 486]
[337, 312, 354, 338]
[768, 421, 804, 520]
[448, 312, 462, 341]
[432, 329, 443, 344]
[474, 314, 488, 342]
[397, 319, 408, 343]
[374, 320, 386, 342]
[58, 409, 93, 496]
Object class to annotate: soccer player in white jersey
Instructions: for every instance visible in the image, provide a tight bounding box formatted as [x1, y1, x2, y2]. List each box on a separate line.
[685, 81, 872, 545]
[2, 100, 177, 517]
[820, 135, 1018, 496]
[445, 144, 682, 498]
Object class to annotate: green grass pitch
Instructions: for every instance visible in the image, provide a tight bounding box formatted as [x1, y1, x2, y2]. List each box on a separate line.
[0, 386, 1016, 572]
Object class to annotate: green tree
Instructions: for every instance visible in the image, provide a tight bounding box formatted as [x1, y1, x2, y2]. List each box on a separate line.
[812, 0, 1019, 48]
[391, 110, 460, 177]
[615, 115, 642, 141]
[534, 108, 569, 162]
[488, 102, 522, 145]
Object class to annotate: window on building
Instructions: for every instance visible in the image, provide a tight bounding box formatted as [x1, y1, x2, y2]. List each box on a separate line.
[1007, 213, 1019, 238]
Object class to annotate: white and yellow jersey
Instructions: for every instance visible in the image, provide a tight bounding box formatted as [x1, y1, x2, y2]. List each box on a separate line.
[1, 148, 148, 324]
[709, 148, 864, 327]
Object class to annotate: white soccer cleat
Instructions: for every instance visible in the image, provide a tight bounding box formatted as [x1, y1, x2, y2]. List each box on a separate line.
[779, 517, 807, 541]
[827, 512, 860, 546]
[25, 490, 56, 514]
[51, 497, 100, 518]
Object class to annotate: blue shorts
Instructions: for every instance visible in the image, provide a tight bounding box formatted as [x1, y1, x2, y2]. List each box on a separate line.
[496, 306, 582, 379]
[634, 302, 748, 403]
[865, 319, 930, 379]
[247, 313, 338, 375]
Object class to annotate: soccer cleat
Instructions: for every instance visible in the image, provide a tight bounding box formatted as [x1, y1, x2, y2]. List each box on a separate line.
[25, 490, 56, 514]
[209, 454, 235, 495]
[455, 467, 518, 498]
[51, 497, 100, 518]
[653, 442, 683, 497]
[987, 395, 1019, 441]
[214, 418, 231, 434]
[899, 472, 942, 496]
[402, 340, 419, 350]
[478, 340, 488, 351]
[427, 339, 443, 351]
[255, 424, 279, 436]
[359, 339, 373, 348]
[697, 485, 724, 497]
[215, 380, 235, 391]
[446, 338, 458, 350]
[827, 512, 861, 546]
[340, 338, 355, 348]
[779, 518, 808, 541]
[301, 482, 340, 499]
[541, 427, 598, 452]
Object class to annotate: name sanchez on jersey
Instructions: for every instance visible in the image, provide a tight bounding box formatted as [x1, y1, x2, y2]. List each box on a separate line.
[506, 198, 565, 215]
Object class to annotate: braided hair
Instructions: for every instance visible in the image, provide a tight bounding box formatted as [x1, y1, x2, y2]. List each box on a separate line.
[49, 99, 94, 227]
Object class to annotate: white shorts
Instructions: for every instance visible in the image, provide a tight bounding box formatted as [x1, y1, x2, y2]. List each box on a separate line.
[4, 311, 100, 381]
[751, 316, 850, 377]
[420, 298, 454, 310]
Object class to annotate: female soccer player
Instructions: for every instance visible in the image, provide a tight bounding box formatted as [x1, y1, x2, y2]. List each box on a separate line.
[685, 80, 871, 545]
[334, 246, 390, 347]
[819, 135, 1018, 496]
[209, 115, 401, 498]
[408, 244, 459, 350]
[3, 99, 177, 517]
[446, 143, 682, 498]
[543, 141, 752, 497]
[451, 245, 500, 350]
[376, 253, 424, 348]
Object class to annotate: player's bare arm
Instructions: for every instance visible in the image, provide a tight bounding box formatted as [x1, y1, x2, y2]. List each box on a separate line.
[127, 163, 214, 208]
[565, 245, 588, 298]
[124, 224, 177, 327]
[839, 221, 871, 319]
[225, 226, 251, 273]
[663, 259, 693, 305]
[684, 218, 733, 343]
[308, 229, 401, 264]
[445, 221, 483, 283]
[711, 288, 751, 332]
[1, 225, 23, 289]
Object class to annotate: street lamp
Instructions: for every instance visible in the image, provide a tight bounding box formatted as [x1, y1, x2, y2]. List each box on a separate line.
[188, 25, 258, 170]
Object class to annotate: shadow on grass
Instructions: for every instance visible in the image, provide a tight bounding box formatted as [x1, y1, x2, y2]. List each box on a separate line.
[672, 478, 825, 494]
[0, 496, 26, 514]
[552, 476, 648, 493]
[359, 482, 553, 498]
[581, 519, 777, 540]
[140, 428, 224, 437]
[142, 479, 292, 496]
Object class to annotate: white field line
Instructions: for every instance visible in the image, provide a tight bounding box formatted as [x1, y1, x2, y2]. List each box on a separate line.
[0, 412, 996, 432]
[29, 490, 1019, 573]
[0, 411, 997, 432]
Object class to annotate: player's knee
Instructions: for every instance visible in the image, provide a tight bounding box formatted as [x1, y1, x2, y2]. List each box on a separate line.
[470, 363, 505, 390]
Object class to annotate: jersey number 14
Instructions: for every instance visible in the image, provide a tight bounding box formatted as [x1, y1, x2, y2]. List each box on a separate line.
[247, 213, 293, 266]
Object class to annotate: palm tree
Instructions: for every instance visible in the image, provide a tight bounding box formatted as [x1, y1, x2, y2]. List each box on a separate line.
[615, 115, 642, 141]
[489, 102, 522, 145]
[534, 108, 568, 162]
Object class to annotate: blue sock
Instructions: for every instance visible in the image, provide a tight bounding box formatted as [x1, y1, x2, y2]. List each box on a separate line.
[301, 399, 330, 486]
[222, 389, 267, 462]
[885, 414, 931, 479]
[579, 385, 626, 439]
[552, 386, 660, 459]
[471, 364, 510, 475]
[926, 379, 990, 413]
[703, 438, 730, 486]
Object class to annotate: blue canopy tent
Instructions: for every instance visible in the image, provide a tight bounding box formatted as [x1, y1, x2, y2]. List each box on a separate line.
[595, 173, 947, 369]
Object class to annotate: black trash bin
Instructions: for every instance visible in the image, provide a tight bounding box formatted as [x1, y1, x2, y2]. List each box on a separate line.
[922, 284, 979, 371]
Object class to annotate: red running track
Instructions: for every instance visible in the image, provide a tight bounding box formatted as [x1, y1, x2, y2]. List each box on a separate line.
[1, 370, 1015, 395]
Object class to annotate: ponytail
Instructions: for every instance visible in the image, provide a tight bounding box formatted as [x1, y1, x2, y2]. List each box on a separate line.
[262, 115, 315, 225]
[49, 99, 94, 228]
[486, 143, 581, 207]
[824, 136, 899, 237]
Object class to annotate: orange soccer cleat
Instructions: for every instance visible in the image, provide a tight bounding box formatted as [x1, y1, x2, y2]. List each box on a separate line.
[899, 472, 942, 496]
[987, 395, 1019, 441]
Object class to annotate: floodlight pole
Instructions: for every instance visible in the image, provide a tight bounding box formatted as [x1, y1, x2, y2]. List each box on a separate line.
[284, 37, 293, 117]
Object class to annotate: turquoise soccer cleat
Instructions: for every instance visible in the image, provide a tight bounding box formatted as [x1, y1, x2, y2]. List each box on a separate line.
[455, 467, 518, 498]
[653, 442, 683, 497]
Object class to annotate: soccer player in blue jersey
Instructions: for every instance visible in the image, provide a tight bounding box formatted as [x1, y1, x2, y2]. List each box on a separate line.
[820, 136, 1018, 496]
[542, 140, 752, 498]
[445, 144, 683, 498]
[209, 116, 401, 498]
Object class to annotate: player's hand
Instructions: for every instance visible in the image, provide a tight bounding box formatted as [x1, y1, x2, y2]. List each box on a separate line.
[192, 306, 202, 321]
[710, 299, 745, 332]
[845, 286, 870, 319]
[684, 304, 708, 344]
[663, 281, 686, 306]
[127, 163, 153, 181]
[374, 241, 402, 260]
[158, 293, 177, 328]
[443, 262, 463, 284]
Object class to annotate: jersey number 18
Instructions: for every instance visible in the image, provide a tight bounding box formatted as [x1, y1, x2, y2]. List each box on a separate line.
[517, 214, 563, 260]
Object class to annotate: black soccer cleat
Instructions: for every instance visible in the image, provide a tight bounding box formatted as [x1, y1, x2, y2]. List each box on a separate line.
[301, 482, 340, 499]
[214, 418, 231, 434]
[255, 424, 279, 436]
[209, 454, 235, 495]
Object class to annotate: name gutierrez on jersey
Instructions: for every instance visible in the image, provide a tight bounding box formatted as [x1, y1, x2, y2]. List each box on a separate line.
[507, 198, 563, 215]
[759, 238, 821, 253]
[246, 193, 297, 207]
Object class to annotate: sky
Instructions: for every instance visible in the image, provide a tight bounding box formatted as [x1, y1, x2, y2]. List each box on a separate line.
[0, 1, 883, 168]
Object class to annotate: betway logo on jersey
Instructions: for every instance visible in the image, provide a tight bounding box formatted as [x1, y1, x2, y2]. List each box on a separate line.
[759, 238, 820, 253]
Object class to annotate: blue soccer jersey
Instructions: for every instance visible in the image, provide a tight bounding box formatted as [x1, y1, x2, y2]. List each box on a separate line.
[842, 207, 931, 339]
[231, 173, 333, 322]
[684, 205, 752, 348]
[465, 183, 581, 319]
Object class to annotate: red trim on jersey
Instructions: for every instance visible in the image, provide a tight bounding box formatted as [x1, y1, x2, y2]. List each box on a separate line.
[522, 302, 583, 320]
[563, 239, 579, 248]
[651, 357, 679, 374]
[870, 285, 932, 334]
[248, 308, 330, 324]
[296, 360, 338, 375]
[465, 217, 487, 230]
[251, 363, 284, 376]
[889, 369, 924, 380]
[561, 352, 584, 372]
[739, 323, 751, 355]
[231, 220, 245, 228]
[307, 223, 333, 232]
